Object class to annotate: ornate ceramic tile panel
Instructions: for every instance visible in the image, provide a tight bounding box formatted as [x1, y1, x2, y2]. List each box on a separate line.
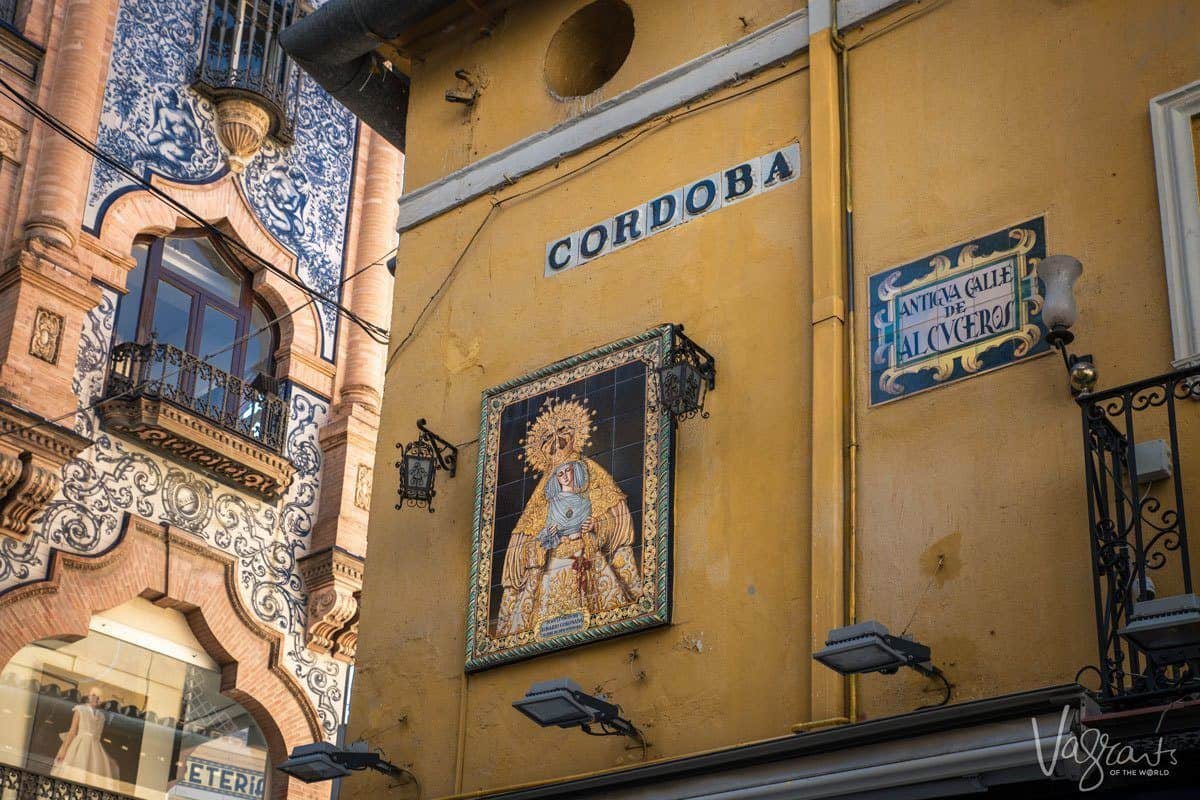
[0, 292, 346, 737]
[466, 326, 676, 671]
[82, 0, 357, 361]
[868, 217, 1051, 405]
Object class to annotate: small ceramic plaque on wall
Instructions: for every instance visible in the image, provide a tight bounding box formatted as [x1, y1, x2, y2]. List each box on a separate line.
[868, 217, 1050, 405]
[466, 325, 674, 671]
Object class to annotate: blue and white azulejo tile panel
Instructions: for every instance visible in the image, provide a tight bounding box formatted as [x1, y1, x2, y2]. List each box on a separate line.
[868, 217, 1051, 405]
[82, 0, 358, 361]
[0, 292, 347, 738]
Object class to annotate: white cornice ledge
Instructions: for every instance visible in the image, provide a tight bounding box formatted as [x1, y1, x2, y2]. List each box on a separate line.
[396, 9, 811, 233]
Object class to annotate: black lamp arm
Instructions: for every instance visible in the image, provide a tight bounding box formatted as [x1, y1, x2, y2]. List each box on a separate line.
[673, 325, 717, 390]
[416, 418, 458, 477]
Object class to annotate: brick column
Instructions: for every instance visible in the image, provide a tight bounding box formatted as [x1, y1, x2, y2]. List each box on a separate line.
[300, 129, 400, 660]
[0, 0, 113, 424]
[339, 128, 400, 413]
[21, 0, 116, 251]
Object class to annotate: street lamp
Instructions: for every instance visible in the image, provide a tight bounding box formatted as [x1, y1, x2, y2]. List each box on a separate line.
[395, 419, 458, 512]
[513, 679, 646, 751]
[813, 621, 951, 707]
[654, 325, 716, 423]
[277, 741, 412, 784]
[1038, 254, 1097, 394]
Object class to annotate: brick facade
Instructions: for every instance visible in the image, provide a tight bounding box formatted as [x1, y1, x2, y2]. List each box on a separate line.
[0, 0, 401, 794]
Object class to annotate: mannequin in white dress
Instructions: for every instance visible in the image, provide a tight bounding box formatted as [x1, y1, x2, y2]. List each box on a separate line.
[51, 687, 119, 789]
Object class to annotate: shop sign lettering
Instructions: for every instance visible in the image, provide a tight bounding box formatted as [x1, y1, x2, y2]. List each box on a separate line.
[181, 758, 264, 799]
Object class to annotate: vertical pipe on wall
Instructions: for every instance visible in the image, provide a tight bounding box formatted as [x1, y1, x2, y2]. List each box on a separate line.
[832, 15, 859, 726]
[805, 0, 850, 727]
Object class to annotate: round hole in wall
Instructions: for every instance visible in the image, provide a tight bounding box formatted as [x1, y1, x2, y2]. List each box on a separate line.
[544, 0, 635, 99]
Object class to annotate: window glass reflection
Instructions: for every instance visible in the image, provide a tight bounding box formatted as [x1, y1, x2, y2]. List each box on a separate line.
[115, 245, 149, 346]
[151, 281, 193, 351]
[162, 238, 242, 305]
[0, 621, 268, 798]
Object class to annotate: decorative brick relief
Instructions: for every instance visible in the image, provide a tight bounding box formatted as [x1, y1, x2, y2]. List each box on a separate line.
[28, 307, 64, 365]
[354, 463, 372, 511]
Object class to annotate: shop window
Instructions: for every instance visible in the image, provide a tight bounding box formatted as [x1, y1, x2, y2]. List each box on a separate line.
[0, 0, 16, 28]
[544, 0, 635, 99]
[0, 599, 270, 799]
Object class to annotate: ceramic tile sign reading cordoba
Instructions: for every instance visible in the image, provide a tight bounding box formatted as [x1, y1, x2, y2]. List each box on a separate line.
[868, 217, 1050, 405]
[544, 144, 800, 276]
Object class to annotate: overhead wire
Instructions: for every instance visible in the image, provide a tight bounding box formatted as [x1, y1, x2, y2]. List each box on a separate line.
[0, 72, 390, 345]
[0, 244, 397, 444]
[384, 62, 808, 373]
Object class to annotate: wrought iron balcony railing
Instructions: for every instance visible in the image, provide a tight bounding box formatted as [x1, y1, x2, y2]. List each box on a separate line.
[105, 340, 289, 454]
[0, 764, 133, 800]
[1079, 363, 1200, 706]
[193, 0, 300, 143]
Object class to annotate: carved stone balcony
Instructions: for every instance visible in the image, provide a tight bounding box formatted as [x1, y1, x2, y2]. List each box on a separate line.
[98, 341, 294, 499]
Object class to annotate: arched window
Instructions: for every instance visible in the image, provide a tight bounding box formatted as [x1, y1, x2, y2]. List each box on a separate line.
[114, 234, 276, 387]
[0, 599, 272, 798]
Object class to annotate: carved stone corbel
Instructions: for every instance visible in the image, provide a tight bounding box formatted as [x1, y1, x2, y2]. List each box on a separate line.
[0, 453, 62, 538]
[0, 399, 92, 541]
[331, 591, 360, 662]
[298, 546, 364, 659]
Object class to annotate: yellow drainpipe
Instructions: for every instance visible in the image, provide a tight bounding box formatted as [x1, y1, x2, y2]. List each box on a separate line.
[797, 0, 854, 734]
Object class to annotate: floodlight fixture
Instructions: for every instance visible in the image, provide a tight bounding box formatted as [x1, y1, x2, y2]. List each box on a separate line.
[513, 679, 645, 750]
[277, 741, 412, 785]
[1119, 593, 1200, 664]
[813, 621, 951, 708]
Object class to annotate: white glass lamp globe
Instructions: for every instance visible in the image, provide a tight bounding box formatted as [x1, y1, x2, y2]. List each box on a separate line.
[1039, 255, 1083, 331]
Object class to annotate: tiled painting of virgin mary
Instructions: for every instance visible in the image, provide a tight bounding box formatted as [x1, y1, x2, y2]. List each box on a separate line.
[466, 325, 676, 671]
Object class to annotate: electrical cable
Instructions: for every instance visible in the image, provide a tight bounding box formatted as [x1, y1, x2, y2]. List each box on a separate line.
[0, 244, 397, 444]
[843, 0, 950, 50]
[1074, 664, 1103, 692]
[914, 666, 952, 709]
[0, 73, 390, 344]
[384, 64, 808, 373]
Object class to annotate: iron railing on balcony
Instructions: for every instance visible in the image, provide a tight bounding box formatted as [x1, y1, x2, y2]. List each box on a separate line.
[0, 765, 132, 800]
[194, 0, 300, 141]
[105, 340, 289, 454]
[1079, 363, 1200, 706]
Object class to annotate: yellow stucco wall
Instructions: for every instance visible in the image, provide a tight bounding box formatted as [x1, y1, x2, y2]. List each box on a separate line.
[401, 0, 804, 189]
[352, 0, 1200, 796]
[356, 2, 814, 795]
[849, 0, 1200, 715]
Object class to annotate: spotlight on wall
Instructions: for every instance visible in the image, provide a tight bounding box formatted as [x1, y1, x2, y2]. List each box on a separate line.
[653, 324, 716, 423]
[1119, 594, 1200, 665]
[277, 741, 412, 785]
[1038, 254, 1097, 394]
[513, 679, 647, 752]
[813, 621, 951, 708]
[395, 419, 458, 513]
